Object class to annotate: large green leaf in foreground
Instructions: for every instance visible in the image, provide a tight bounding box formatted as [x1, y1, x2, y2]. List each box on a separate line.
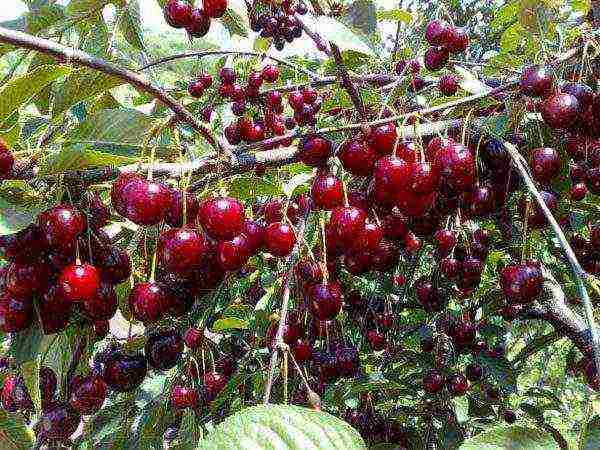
[459, 425, 555, 450]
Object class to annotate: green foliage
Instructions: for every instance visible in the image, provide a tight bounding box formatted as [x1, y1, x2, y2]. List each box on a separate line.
[459, 425, 555, 449]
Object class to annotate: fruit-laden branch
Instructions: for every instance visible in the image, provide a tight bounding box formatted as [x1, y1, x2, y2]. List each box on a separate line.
[330, 43, 366, 119]
[0, 26, 229, 155]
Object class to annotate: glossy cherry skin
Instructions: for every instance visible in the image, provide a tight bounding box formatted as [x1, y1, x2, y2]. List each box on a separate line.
[145, 328, 184, 371]
[70, 375, 107, 415]
[203, 372, 228, 401]
[264, 222, 296, 257]
[371, 238, 400, 271]
[59, 263, 101, 302]
[81, 192, 110, 230]
[102, 352, 148, 392]
[39, 204, 86, 251]
[1, 374, 33, 412]
[81, 282, 118, 321]
[4, 261, 50, 298]
[373, 156, 413, 205]
[242, 219, 266, 253]
[121, 178, 172, 226]
[445, 26, 469, 53]
[466, 363, 483, 382]
[424, 46, 449, 71]
[218, 233, 252, 271]
[298, 135, 333, 167]
[530, 147, 561, 183]
[311, 172, 344, 210]
[446, 373, 469, 396]
[97, 247, 131, 285]
[434, 141, 475, 193]
[500, 261, 543, 304]
[338, 139, 376, 177]
[37, 402, 80, 441]
[308, 282, 343, 321]
[329, 206, 368, 249]
[0, 293, 33, 333]
[262, 65, 280, 83]
[128, 282, 171, 324]
[186, 7, 210, 37]
[527, 190, 558, 228]
[166, 190, 200, 228]
[171, 385, 200, 409]
[416, 279, 444, 312]
[367, 330, 387, 351]
[0, 224, 48, 264]
[199, 196, 246, 241]
[352, 222, 383, 253]
[425, 19, 449, 45]
[367, 122, 397, 155]
[158, 228, 209, 277]
[203, 0, 227, 18]
[439, 74, 459, 95]
[433, 229, 456, 257]
[423, 369, 444, 394]
[572, 182, 588, 200]
[541, 93, 580, 129]
[184, 327, 204, 349]
[0, 141, 14, 179]
[164, 0, 193, 28]
[562, 82, 594, 108]
[519, 66, 555, 97]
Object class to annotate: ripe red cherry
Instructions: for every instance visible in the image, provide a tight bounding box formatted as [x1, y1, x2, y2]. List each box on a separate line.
[120, 178, 172, 225]
[423, 369, 444, 393]
[433, 229, 456, 257]
[434, 141, 475, 193]
[203, 372, 228, 401]
[562, 82, 594, 108]
[39, 367, 57, 408]
[184, 327, 204, 349]
[186, 8, 210, 37]
[262, 65, 280, 83]
[264, 222, 296, 257]
[571, 182, 587, 201]
[541, 93, 580, 129]
[39, 204, 86, 250]
[218, 234, 252, 271]
[164, 0, 193, 28]
[158, 228, 208, 277]
[81, 282, 117, 321]
[128, 282, 171, 324]
[445, 26, 469, 53]
[302, 87, 318, 104]
[292, 339, 313, 363]
[503, 410, 517, 424]
[441, 257, 461, 278]
[145, 328, 183, 371]
[527, 190, 558, 228]
[0, 224, 47, 264]
[372, 156, 413, 204]
[37, 402, 80, 441]
[70, 376, 107, 415]
[242, 219, 265, 253]
[2, 374, 33, 412]
[328, 206, 368, 247]
[102, 352, 148, 392]
[80, 192, 110, 230]
[165, 190, 200, 227]
[0, 140, 14, 179]
[424, 46, 449, 71]
[188, 79, 204, 98]
[367, 122, 397, 155]
[219, 67, 236, 84]
[311, 172, 344, 210]
[97, 247, 131, 285]
[171, 385, 200, 409]
[367, 330, 387, 351]
[203, 0, 227, 18]
[416, 279, 444, 312]
[354, 222, 383, 253]
[59, 263, 101, 302]
[446, 373, 469, 396]
[199, 196, 246, 240]
[298, 135, 332, 167]
[500, 261, 543, 304]
[425, 19, 449, 45]
[338, 139, 376, 177]
[466, 363, 483, 381]
[438, 74, 459, 96]
[4, 261, 50, 298]
[288, 91, 305, 111]
[530, 147, 561, 183]
[520, 66, 555, 97]
[308, 282, 343, 320]
[395, 58, 421, 75]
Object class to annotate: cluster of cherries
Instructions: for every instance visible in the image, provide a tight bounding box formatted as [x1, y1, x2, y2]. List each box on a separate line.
[250, 0, 307, 51]
[164, 0, 228, 39]
[423, 19, 469, 71]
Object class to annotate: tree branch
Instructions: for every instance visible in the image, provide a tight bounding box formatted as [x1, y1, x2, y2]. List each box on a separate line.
[330, 43, 366, 120]
[0, 26, 229, 156]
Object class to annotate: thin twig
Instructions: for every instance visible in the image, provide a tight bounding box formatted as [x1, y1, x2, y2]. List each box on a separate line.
[330, 43, 366, 119]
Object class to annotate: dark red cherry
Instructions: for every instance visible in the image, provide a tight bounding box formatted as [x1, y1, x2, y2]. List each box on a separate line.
[308, 282, 343, 321]
[188, 79, 204, 98]
[39, 366, 57, 408]
[97, 247, 131, 285]
[264, 222, 296, 257]
[562, 82, 594, 108]
[186, 8, 210, 37]
[0, 224, 48, 264]
[4, 261, 50, 298]
[424, 46, 449, 71]
[423, 369, 444, 393]
[262, 64, 280, 83]
[466, 363, 483, 382]
[39, 204, 86, 250]
[328, 206, 367, 248]
[311, 172, 344, 210]
[0, 140, 14, 179]
[503, 410, 517, 424]
[440, 257, 461, 279]
[102, 352, 148, 392]
[433, 229, 456, 257]
[292, 339, 313, 363]
[526, 190, 558, 228]
[164, 0, 193, 28]
[145, 329, 183, 371]
[367, 122, 397, 155]
[367, 330, 387, 351]
[288, 91, 305, 111]
[219, 67, 236, 84]
[425, 19, 449, 45]
[530, 147, 561, 183]
[204, 0, 227, 18]
[438, 74, 459, 96]
[0, 293, 33, 333]
[370, 238, 399, 271]
[520, 66, 555, 98]
[467, 184, 495, 217]
[541, 93, 580, 129]
[295, 259, 323, 286]
[298, 135, 333, 167]
[37, 402, 80, 441]
[1, 374, 33, 412]
[128, 282, 171, 324]
[571, 182, 587, 200]
[199, 196, 245, 241]
[353, 222, 383, 253]
[372, 156, 413, 205]
[70, 376, 107, 415]
[445, 26, 469, 53]
[121, 178, 172, 226]
[434, 141, 475, 193]
[81, 192, 110, 230]
[59, 263, 101, 302]
[446, 373, 469, 396]
[224, 122, 241, 145]
[242, 219, 265, 253]
[81, 282, 117, 321]
[158, 228, 209, 277]
[338, 139, 376, 177]
[171, 385, 200, 409]
[184, 327, 204, 349]
[260, 198, 285, 223]
[416, 279, 444, 312]
[500, 261, 543, 304]
[203, 372, 228, 401]
[218, 234, 252, 271]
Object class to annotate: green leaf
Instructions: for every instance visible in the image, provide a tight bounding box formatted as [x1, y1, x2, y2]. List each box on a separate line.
[490, 1, 519, 31]
[176, 409, 202, 450]
[137, 396, 171, 449]
[571, 0, 591, 14]
[454, 66, 488, 95]
[117, 0, 145, 50]
[312, 16, 376, 57]
[39, 144, 138, 175]
[476, 354, 517, 394]
[0, 65, 71, 127]
[221, 0, 249, 38]
[283, 171, 314, 198]
[26, 5, 65, 34]
[81, 14, 110, 57]
[66, 0, 121, 17]
[10, 325, 44, 364]
[21, 357, 41, 413]
[581, 415, 600, 450]
[500, 22, 526, 54]
[0, 410, 35, 450]
[459, 425, 554, 449]
[197, 405, 366, 450]
[52, 69, 122, 119]
[376, 9, 411, 22]
[345, 0, 377, 34]
[212, 317, 249, 332]
[227, 175, 283, 200]
[0, 181, 54, 235]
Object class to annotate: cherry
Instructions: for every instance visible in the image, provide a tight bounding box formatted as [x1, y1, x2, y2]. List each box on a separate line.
[102, 351, 148, 392]
[425, 20, 449, 45]
[416, 279, 444, 312]
[353, 222, 383, 253]
[0, 140, 14, 179]
[164, 0, 193, 28]
[186, 8, 210, 37]
[466, 363, 483, 382]
[70, 375, 107, 415]
[541, 93, 580, 129]
[311, 172, 344, 210]
[248, 70, 263, 88]
[503, 410, 517, 424]
[39, 204, 86, 250]
[97, 247, 131, 285]
[295, 259, 323, 286]
[262, 65, 280, 83]
[218, 234, 252, 271]
[368, 122, 397, 155]
[367, 330, 387, 351]
[80, 192, 110, 230]
[530, 147, 561, 183]
[184, 327, 204, 349]
[288, 91, 305, 111]
[59, 263, 101, 302]
[433, 229, 456, 257]
[39, 366, 57, 408]
[438, 74, 459, 96]
[500, 261, 543, 304]
[423, 369, 444, 393]
[445, 26, 469, 53]
[373, 156, 413, 204]
[1, 374, 33, 412]
[0, 224, 47, 263]
[440, 257, 461, 278]
[188, 79, 205, 98]
[224, 122, 241, 144]
[302, 87, 318, 104]
[562, 82, 594, 108]
[260, 198, 285, 223]
[308, 282, 343, 320]
[120, 177, 172, 225]
[158, 227, 209, 277]
[203, 372, 228, 401]
[199, 196, 246, 240]
[242, 219, 265, 253]
[128, 282, 171, 324]
[171, 385, 200, 409]
[267, 320, 302, 348]
[370, 238, 399, 271]
[145, 328, 184, 371]
[80, 281, 117, 321]
[434, 141, 475, 193]
[298, 135, 333, 167]
[329, 206, 368, 247]
[424, 46, 449, 71]
[4, 261, 50, 297]
[204, 0, 227, 18]
[264, 222, 296, 257]
[37, 402, 80, 441]
[395, 58, 421, 75]
[0, 293, 33, 333]
[292, 339, 313, 363]
[338, 139, 376, 177]
[519, 66, 555, 97]
[446, 373, 469, 396]
[572, 182, 588, 201]
[527, 190, 558, 228]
